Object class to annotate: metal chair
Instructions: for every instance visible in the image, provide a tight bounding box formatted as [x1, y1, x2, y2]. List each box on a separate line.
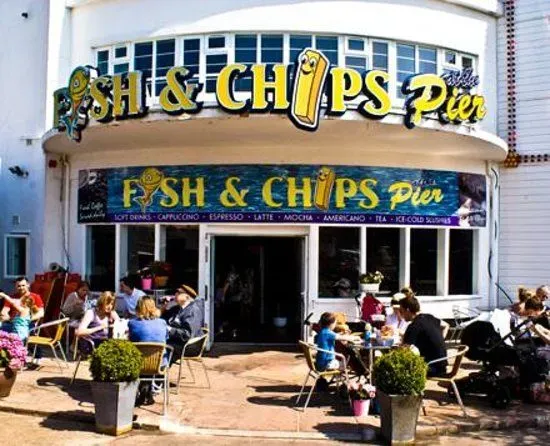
[27, 318, 70, 371]
[447, 306, 480, 344]
[70, 335, 94, 385]
[172, 327, 210, 393]
[295, 340, 352, 411]
[423, 345, 470, 417]
[133, 342, 174, 415]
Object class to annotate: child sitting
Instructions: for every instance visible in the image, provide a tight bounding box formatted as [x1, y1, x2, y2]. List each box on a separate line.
[315, 312, 361, 371]
[0, 293, 38, 342]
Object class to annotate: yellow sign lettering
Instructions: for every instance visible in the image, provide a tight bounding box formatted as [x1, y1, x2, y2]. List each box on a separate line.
[262, 177, 283, 208]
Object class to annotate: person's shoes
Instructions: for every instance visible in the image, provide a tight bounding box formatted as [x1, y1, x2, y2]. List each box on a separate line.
[25, 362, 40, 371]
[143, 393, 155, 406]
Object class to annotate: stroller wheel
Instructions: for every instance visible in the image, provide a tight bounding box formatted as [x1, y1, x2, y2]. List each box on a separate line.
[490, 386, 511, 409]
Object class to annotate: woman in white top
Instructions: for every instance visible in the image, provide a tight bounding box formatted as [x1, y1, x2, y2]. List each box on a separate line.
[62, 281, 92, 327]
[385, 293, 409, 335]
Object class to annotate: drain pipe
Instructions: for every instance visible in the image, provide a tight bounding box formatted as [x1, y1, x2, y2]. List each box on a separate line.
[60, 154, 71, 271]
[486, 161, 499, 309]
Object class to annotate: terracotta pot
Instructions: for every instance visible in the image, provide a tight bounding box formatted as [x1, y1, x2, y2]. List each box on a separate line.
[154, 276, 169, 288]
[0, 368, 17, 398]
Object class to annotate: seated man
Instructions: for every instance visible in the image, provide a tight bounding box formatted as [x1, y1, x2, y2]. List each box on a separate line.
[117, 275, 146, 319]
[399, 295, 447, 376]
[161, 285, 203, 362]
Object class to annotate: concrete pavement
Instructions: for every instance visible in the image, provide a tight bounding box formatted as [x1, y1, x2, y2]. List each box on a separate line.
[0, 344, 549, 443]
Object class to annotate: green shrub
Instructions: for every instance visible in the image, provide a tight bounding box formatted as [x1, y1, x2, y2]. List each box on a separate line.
[90, 339, 142, 382]
[373, 348, 427, 395]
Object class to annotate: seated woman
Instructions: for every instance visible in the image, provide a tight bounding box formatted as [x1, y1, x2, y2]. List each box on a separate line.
[129, 296, 168, 406]
[385, 293, 409, 336]
[161, 285, 203, 363]
[62, 281, 93, 325]
[76, 291, 119, 354]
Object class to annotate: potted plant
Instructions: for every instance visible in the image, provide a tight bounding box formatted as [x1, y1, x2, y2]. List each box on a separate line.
[349, 382, 376, 417]
[373, 347, 428, 444]
[359, 271, 384, 293]
[150, 261, 172, 288]
[89, 339, 143, 436]
[0, 331, 27, 398]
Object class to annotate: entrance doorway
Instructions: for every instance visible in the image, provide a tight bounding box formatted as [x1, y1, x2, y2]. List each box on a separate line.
[212, 236, 304, 343]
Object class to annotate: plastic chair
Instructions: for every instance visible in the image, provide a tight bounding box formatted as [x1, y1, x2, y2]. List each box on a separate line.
[423, 345, 470, 417]
[172, 327, 210, 393]
[27, 318, 70, 371]
[295, 340, 351, 411]
[133, 342, 174, 415]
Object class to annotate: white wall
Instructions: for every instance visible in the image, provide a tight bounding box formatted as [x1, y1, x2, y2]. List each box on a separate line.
[497, 0, 550, 304]
[0, 1, 49, 288]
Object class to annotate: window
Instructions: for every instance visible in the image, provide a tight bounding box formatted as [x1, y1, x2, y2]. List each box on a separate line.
[162, 226, 199, 290]
[155, 39, 175, 95]
[318, 227, 360, 297]
[235, 34, 257, 91]
[345, 37, 368, 73]
[96, 49, 109, 75]
[4, 234, 28, 278]
[396, 44, 415, 98]
[261, 34, 283, 80]
[289, 34, 312, 80]
[134, 41, 153, 96]
[419, 47, 436, 74]
[205, 35, 228, 93]
[449, 229, 474, 295]
[315, 35, 338, 65]
[410, 229, 437, 296]
[372, 41, 388, 72]
[113, 44, 130, 74]
[86, 226, 115, 290]
[182, 37, 200, 88]
[208, 36, 225, 49]
[125, 226, 155, 274]
[366, 228, 400, 293]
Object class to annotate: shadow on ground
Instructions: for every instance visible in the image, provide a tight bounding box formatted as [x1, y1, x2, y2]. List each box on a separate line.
[39, 410, 96, 432]
[37, 377, 94, 406]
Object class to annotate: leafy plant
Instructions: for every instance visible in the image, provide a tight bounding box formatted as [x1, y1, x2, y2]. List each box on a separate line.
[0, 331, 27, 370]
[359, 271, 384, 284]
[348, 382, 376, 400]
[373, 347, 427, 395]
[90, 339, 142, 382]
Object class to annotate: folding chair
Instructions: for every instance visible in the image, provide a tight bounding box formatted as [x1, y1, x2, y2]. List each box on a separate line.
[133, 342, 174, 415]
[423, 345, 470, 417]
[295, 340, 352, 411]
[27, 318, 70, 371]
[172, 327, 210, 393]
[448, 306, 480, 344]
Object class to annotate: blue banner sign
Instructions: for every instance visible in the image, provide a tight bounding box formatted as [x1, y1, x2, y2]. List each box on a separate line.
[77, 165, 486, 227]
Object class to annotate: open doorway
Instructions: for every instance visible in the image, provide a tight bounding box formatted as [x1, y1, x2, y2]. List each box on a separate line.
[213, 236, 304, 343]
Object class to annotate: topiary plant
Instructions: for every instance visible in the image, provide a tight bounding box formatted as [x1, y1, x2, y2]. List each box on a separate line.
[373, 347, 427, 395]
[90, 339, 142, 382]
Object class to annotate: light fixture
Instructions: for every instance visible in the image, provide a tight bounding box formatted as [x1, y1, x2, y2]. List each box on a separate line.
[8, 166, 29, 178]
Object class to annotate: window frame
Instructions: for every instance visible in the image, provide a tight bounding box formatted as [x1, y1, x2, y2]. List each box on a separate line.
[4, 233, 30, 279]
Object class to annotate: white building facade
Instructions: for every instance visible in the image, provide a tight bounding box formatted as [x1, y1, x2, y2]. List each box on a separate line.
[497, 0, 550, 305]
[3, 0, 508, 343]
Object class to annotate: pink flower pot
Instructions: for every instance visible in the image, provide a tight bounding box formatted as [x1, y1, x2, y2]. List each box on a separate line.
[141, 278, 152, 290]
[352, 399, 370, 417]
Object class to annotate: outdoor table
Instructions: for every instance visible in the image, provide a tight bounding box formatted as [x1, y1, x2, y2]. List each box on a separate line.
[350, 338, 398, 384]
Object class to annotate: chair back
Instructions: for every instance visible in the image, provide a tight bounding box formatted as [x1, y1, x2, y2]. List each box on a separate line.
[52, 319, 68, 343]
[185, 332, 208, 359]
[449, 345, 469, 378]
[298, 340, 318, 373]
[133, 342, 165, 375]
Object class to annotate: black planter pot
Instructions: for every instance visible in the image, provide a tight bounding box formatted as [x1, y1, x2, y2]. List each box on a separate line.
[377, 390, 423, 445]
[90, 381, 139, 436]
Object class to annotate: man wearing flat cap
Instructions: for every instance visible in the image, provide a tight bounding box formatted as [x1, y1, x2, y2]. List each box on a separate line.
[162, 284, 204, 361]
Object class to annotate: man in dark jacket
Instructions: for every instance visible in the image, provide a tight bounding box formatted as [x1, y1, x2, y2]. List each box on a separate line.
[162, 284, 204, 363]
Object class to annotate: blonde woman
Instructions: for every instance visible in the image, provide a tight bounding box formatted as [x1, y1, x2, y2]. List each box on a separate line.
[76, 291, 119, 349]
[128, 296, 167, 343]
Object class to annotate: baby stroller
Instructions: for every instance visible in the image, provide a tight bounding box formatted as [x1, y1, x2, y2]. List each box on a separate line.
[455, 317, 548, 409]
